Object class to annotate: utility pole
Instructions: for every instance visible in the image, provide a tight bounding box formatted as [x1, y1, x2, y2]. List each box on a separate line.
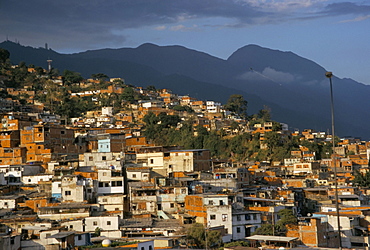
[326, 72, 342, 250]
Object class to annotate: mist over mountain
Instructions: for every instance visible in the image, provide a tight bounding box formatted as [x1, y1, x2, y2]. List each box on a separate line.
[1, 40, 369, 140]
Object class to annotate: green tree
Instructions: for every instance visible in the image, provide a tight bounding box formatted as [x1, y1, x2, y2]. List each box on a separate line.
[253, 209, 297, 236]
[112, 78, 124, 86]
[353, 170, 370, 188]
[94, 227, 101, 237]
[253, 224, 274, 236]
[186, 223, 221, 249]
[275, 208, 298, 235]
[120, 87, 136, 104]
[265, 131, 281, 151]
[62, 70, 83, 85]
[173, 105, 194, 113]
[146, 85, 156, 92]
[0, 48, 10, 64]
[158, 112, 180, 128]
[91, 73, 109, 81]
[258, 107, 271, 121]
[224, 241, 250, 247]
[224, 94, 248, 119]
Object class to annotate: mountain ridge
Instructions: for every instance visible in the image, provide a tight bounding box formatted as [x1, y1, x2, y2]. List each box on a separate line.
[1, 40, 369, 139]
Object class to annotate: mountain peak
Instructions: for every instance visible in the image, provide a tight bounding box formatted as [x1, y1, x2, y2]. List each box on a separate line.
[136, 43, 159, 49]
[2, 41, 370, 139]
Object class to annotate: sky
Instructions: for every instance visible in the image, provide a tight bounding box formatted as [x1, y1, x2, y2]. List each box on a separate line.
[1, 0, 370, 84]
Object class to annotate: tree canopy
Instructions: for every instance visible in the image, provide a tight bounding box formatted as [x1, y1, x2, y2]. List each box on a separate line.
[224, 94, 248, 119]
[186, 223, 221, 249]
[253, 208, 297, 236]
[0, 48, 10, 64]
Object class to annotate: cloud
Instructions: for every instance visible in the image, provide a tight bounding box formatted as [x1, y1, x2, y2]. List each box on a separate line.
[169, 25, 199, 31]
[2, 0, 370, 52]
[322, 2, 370, 16]
[243, 0, 325, 12]
[238, 67, 295, 83]
[340, 15, 370, 23]
[154, 26, 167, 31]
[262, 67, 295, 83]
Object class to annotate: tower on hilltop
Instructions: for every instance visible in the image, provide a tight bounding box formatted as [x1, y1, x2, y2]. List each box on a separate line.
[47, 59, 52, 72]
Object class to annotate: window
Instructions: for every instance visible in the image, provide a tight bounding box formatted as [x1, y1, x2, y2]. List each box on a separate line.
[150, 159, 154, 164]
[103, 198, 107, 202]
[236, 227, 241, 233]
[208, 200, 214, 205]
[93, 221, 97, 226]
[89, 156, 93, 161]
[65, 191, 71, 195]
[132, 174, 136, 178]
[245, 214, 251, 220]
[222, 214, 228, 221]
[78, 235, 82, 240]
[210, 215, 216, 220]
[103, 172, 107, 176]
[237, 215, 241, 221]
[170, 203, 174, 208]
[253, 214, 257, 220]
[102, 156, 107, 161]
[219, 200, 224, 205]
[61, 130, 65, 134]
[70, 225, 73, 229]
[107, 221, 111, 225]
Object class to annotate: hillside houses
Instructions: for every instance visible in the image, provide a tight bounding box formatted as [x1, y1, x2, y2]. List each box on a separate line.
[2, 70, 370, 249]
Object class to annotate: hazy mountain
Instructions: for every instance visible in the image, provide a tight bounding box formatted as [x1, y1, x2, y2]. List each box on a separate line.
[1, 40, 370, 139]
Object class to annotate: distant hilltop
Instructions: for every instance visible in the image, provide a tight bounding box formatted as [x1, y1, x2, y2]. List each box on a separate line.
[1, 40, 370, 140]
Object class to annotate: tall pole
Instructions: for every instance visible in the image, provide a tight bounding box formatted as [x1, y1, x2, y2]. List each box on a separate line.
[326, 71, 342, 250]
[205, 223, 208, 250]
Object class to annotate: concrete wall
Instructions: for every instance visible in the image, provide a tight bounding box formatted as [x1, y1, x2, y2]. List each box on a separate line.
[84, 216, 120, 231]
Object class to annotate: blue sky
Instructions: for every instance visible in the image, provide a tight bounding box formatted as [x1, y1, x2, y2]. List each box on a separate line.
[1, 0, 370, 84]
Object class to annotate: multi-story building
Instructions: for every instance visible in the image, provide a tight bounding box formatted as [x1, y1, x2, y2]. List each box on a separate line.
[185, 194, 232, 242]
[97, 168, 124, 195]
[165, 149, 211, 173]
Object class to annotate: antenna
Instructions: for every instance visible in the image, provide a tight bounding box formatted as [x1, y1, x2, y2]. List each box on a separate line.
[47, 59, 52, 72]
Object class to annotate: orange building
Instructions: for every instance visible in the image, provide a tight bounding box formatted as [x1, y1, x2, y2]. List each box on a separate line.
[20, 124, 78, 167]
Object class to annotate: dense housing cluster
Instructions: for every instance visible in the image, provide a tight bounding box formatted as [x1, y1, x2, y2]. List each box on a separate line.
[0, 60, 370, 249]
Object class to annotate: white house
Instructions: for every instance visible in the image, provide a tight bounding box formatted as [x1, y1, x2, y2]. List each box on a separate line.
[97, 169, 124, 195]
[84, 216, 120, 232]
